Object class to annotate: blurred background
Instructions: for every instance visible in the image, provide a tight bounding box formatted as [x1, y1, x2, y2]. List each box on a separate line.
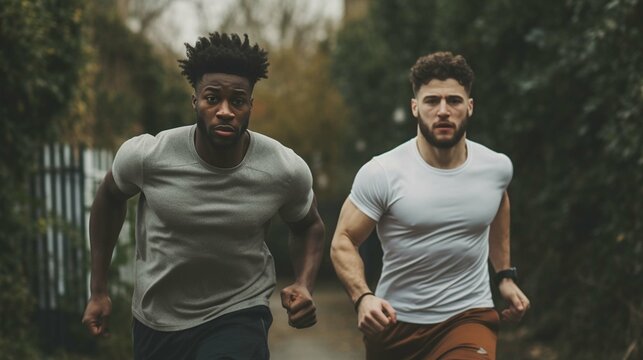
[1, 0, 641, 359]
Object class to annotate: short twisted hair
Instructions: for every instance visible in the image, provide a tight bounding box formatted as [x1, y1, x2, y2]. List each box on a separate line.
[409, 51, 474, 95]
[178, 32, 269, 89]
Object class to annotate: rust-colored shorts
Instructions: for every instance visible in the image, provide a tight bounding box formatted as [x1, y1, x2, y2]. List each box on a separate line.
[364, 308, 499, 360]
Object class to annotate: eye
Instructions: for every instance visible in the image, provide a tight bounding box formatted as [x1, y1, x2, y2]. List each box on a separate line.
[231, 97, 247, 107]
[206, 95, 219, 104]
[447, 96, 464, 105]
[424, 97, 441, 106]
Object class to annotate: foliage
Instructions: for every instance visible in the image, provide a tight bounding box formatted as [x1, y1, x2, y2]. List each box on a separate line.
[332, 0, 643, 358]
[87, 2, 193, 149]
[251, 45, 353, 200]
[0, 0, 85, 357]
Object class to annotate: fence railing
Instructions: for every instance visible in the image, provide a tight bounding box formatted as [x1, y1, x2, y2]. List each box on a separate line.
[26, 143, 114, 349]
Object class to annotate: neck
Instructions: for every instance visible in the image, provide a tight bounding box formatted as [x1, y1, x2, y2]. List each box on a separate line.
[416, 132, 467, 169]
[194, 129, 250, 168]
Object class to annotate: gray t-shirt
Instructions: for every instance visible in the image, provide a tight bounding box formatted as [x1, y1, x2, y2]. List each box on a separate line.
[350, 138, 512, 324]
[112, 125, 314, 331]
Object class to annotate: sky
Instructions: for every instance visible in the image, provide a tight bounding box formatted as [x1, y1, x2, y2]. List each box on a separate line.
[147, 0, 345, 53]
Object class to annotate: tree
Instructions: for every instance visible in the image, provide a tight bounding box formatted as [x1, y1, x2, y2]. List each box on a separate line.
[83, 1, 193, 149]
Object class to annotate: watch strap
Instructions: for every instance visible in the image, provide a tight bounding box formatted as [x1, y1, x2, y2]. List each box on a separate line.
[495, 267, 518, 285]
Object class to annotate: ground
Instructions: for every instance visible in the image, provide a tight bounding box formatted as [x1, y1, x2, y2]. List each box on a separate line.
[269, 280, 365, 359]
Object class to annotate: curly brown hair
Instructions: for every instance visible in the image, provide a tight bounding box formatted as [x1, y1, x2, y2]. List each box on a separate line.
[409, 51, 474, 95]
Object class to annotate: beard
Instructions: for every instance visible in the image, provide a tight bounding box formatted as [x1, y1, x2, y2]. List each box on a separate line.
[417, 112, 469, 149]
[195, 110, 249, 149]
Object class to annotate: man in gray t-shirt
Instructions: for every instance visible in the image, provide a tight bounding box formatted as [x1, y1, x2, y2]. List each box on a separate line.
[82, 32, 325, 359]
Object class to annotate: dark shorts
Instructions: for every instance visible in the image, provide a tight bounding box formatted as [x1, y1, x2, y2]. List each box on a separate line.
[133, 305, 273, 360]
[364, 308, 499, 360]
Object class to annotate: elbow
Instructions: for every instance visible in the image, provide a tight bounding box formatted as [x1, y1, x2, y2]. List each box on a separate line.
[314, 217, 326, 239]
[298, 216, 325, 248]
[330, 241, 340, 270]
[330, 234, 350, 264]
[308, 215, 325, 244]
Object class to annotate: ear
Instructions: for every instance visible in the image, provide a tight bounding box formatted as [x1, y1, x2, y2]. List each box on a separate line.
[191, 93, 197, 109]
[467, 98, 474, 117]
[249, 97, 254, 109]
[411, 98, 419, 117]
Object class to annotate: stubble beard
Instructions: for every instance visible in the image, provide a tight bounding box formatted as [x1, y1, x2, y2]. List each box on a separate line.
[195, 110, 249, 149]
[417, 112, 469, 149]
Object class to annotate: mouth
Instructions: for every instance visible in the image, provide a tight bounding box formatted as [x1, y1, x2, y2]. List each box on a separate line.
[212, 125, 236, 137]
[433, 122, 454, 129]
[433, 122, 455, 133]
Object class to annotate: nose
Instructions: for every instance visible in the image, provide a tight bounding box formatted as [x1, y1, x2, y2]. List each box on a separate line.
[437, 99, 449, 117]
[216, 100, 234, 121]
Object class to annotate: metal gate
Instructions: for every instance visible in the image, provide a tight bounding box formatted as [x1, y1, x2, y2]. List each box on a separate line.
[27, 143, 113, 349]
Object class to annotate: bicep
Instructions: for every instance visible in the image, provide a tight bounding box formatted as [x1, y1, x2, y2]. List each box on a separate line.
[490, 191, 510, 240]
[492, 191, 510, 217]
[333, 198, 377, 248]
[496, 191, 510, 216]
[100, 171, 134, 203]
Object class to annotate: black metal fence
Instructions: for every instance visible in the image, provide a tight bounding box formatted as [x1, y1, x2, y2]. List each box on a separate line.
[26, 143, 113, 350]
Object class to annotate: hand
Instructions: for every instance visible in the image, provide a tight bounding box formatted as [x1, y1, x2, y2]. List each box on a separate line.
[498, 279, 530, 322]
[280, 284, 317, 329]
[82, 294, 112, 337]
[356, 295, 397, 336]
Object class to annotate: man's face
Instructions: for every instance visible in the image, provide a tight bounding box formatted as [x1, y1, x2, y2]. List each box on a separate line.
[193, 73, 253, 148]
[411, 79, 473, 149]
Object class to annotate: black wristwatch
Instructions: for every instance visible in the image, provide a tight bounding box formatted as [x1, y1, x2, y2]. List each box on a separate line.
[495, 267, 518, 285]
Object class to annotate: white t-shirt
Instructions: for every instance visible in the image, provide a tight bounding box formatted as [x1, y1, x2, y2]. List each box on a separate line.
[112, 125, 313, 331]
[349, 137, 512, 324]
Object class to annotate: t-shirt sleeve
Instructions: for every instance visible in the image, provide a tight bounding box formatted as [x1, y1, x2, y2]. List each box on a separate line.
[279, 152, 314, 222]
[111, 135, 150, 196]
[348, 159, 389, 222]
[498, 153, 513, 190]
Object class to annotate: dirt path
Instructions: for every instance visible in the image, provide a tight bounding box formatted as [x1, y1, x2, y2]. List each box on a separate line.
[268, 280, 365, 359]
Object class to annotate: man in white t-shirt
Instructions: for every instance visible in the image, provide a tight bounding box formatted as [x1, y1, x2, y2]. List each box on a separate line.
[331, 51, 530, 359]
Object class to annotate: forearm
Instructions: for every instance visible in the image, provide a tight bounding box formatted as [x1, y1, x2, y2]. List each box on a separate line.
[489, 191, 511, 271]
[330, 235, 371, 302]
[88, 188, 128, 296]
[289, 218, 325, 292]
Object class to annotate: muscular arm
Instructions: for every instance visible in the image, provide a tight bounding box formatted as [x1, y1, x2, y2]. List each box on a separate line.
[82, 170, 132, 336]
[280, 195, 325, 329]
[489, 191, 530, 321]
[489, 191, 511, 272]
[330, 199, 376, 301]
[330, 199, 396, 335]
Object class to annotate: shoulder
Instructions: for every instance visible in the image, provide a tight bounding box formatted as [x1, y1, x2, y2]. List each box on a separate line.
[251, 131, 297, 159]
[134, 126, 193, 167]
[371, 138, 416, 172]
[148, 125, 192, 153]
[114, 133, 155, 164]
[120, 126, 190, 154]
[468, 139, 512, 168]
[154, 125, 192, 140]
[467, 139, 513, 184]
[353, 138, 416, 187]
[248, 131, 311, 180]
